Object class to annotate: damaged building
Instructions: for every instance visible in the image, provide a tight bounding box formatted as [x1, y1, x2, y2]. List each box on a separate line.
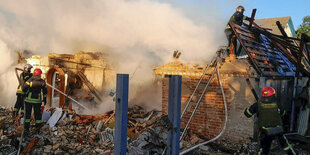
[153, 15, 310, 153]
[1, 13, 310, 154]
[26, 51, 116, 108]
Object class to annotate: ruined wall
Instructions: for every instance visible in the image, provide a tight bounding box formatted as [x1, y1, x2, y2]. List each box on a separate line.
[162, 71, 255, 147]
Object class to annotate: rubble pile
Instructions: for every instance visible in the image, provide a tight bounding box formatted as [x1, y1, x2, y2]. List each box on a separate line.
[0, 105, 167, 154]
[1, 105, 308, 154]
[0, 105, 266, 155]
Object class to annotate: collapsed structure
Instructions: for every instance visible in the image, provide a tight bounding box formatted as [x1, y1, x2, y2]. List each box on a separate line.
[1, 13, 310, 154]
[154, 14, 310, 152]
[26, 51, 116, 108]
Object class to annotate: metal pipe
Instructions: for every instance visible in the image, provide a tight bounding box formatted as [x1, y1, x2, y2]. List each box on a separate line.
[180, 60, 228, 155]
[180, 62, 218, 142]
[181, 57, 217, 119]
[167, 75, 182, 155]
[114, 74, 129, 155]
[45, 83, 89, 110]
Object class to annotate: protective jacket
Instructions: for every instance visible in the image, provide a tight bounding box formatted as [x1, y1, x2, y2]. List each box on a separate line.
[245, 100, 296, 155]
[16, 72, 33, 95]
[244, 101, 283, 129]
[226, 11, 250, 29]
[23, 75, 47, 104]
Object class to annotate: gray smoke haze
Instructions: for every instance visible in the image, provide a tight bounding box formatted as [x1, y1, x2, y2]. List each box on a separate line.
[0, 0, 244, 110]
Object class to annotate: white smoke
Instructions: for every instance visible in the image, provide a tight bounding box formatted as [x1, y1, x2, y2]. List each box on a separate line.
[0, 0, 244, 110]
[0, 40, 19, 107]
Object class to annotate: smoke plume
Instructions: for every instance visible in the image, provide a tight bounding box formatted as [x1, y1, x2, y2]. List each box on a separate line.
[0, 0, 243, 111]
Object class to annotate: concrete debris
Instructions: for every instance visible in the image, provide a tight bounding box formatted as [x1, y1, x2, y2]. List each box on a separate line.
[127, 116, 171, 155]
[0, 105, 165, 154]
[0, 145, 17, 155]
[41, 110, 51, 123]
[0, 105, 308, 154]
[101, 127, 114, 142]
[47, 107, 63, 128]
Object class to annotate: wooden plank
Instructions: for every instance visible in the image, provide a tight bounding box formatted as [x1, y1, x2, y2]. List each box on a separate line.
[240, 35, 259, 44]
[248, 50, 267, 56]
[230, 23, 263, 75]
[256, 62, 274, 69]
[244, 42, 259, 49]
[239, 32, 256, 40]
[252, 56, 268, 61]
[234, 24, 251, 33]
[235, 29, 254, 38]
[248, 9, 257, 29]
[261, 71, 283, 77]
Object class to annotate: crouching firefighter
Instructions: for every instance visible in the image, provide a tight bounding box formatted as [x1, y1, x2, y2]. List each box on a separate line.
[244, 86, 296, 155]
[13, 64, 33, 119]
[22, 68, 47, 134]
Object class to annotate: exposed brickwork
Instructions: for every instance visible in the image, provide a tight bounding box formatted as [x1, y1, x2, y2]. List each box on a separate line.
[162, 72, 254, 147]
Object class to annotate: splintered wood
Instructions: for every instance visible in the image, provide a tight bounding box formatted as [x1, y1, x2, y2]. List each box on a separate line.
[22, 137, 39, 154]
[75, 111, 113, 124]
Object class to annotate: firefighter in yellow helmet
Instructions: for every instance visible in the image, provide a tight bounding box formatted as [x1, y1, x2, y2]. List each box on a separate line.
[22, 68, 47, 134]
[13, 64, 33, 118]
[244, 86, 296, 155]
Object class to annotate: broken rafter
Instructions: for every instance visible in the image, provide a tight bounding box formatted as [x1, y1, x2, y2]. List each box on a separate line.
[276, 21, 288, 38]
[231, 20, 310, 77]
[248, 9, 257, 29]
[229, 23, 263, 75]
[77, 71, 103, 102]
[49, 57, 106, 69]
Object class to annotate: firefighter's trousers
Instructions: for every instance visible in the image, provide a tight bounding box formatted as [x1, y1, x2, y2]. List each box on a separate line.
[24, 101, 42, 131]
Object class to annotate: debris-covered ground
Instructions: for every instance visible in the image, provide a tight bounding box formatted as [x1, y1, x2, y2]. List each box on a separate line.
[0, 105, 310, 155]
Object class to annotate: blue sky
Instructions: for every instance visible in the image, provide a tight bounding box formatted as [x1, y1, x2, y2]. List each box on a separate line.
[155, 0, 309, 30]
[245, 0, 309, 29]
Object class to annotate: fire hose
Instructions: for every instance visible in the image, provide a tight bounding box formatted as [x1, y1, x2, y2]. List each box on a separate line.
[45, 83, 89, 110]
[180, 61, 228, 155]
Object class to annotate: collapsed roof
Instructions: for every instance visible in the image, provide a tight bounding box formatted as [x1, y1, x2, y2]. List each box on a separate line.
[230, 17, 310, 77]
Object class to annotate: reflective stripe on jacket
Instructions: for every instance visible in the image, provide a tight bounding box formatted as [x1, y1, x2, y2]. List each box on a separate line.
[23, 76, 47, 104]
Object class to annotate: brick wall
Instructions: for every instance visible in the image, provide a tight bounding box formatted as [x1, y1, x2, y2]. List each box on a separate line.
[162, 72, 255, 147]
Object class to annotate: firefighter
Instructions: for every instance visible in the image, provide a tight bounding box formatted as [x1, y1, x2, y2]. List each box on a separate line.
[244, 86, 296, 155]
[13, 64, 33, 118]
[23, 68, 47, 134]
[225, 5, 250, 55]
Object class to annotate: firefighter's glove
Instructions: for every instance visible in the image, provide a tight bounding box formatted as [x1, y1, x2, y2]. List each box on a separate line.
[244, 108, 253, 118]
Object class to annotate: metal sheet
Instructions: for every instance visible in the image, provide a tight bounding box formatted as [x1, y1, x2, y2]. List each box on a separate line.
[297, 107, 310, 136]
